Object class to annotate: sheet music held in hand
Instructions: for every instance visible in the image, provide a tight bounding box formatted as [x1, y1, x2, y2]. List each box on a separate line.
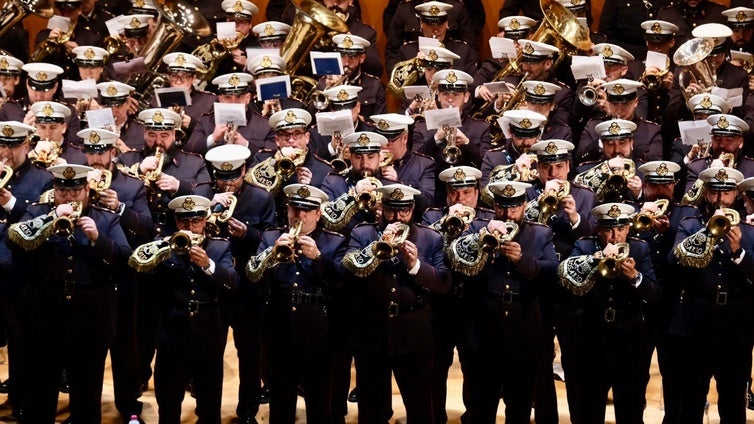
[418, 36, 443, 50]
[571, 56, 607, 81]
[155, 87, 191, 108]
[424, 108, 462, 130]
[216, 22, 237, 41]
[711, 87, 744, 107]
[645, 51, 669, 71]
[489, 36, 517, 59]
[214, 103, 247, 127]
[678, 120, 712, 146]
[62, 79, 98, 99]
[86, 108, 117, 131]
[315, 110, 355, 136]
[403, 85, 431, 101]
[256, 75, 291, 101]
[483, 81, 511, 95]
[47, 15, 71, 32]
[112, 58, 146, 80]
[310, 52, 343, 76]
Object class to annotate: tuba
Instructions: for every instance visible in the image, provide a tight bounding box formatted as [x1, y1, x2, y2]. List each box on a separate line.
[342, 223, 410, 277]
[192, 31, 245, 85]
[674, 37, 717, 105]
[0, 0, 54, 40]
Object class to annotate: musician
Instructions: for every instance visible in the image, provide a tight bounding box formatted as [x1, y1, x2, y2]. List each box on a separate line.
[576, 80, 662, 165]
[184, 72, 275, 156]
[109, 14, 151, 63]
[71, 46, 110, 84]
[246, 53, 306, 118]
[214, 0, 260, 77]
[420, 166, 492, 424]
[385, 0, 476, 71]
[29, 100, 87, 166]
[403, 46, 461, 115]
[724, 7, 754, 53]
[251, 21, 289, 49]
[79, 127, 152, 421]
[684, 114, 754, 192]
[742, 177, 754, 217]
[95, 81, 143, 152]
[598, 0, 674, 58]
[0, 55, 23, 102]
[343, 183, 450, 424]
[665, 166, 754, 423]
[137, 195, 238, 424]
[520, 81, 572, 141]
[316, 0, 383, 78]
[386, 1, 476, 77]
[151, 53, 217, 140]
[0, 63, 82, 148]
[77, 0, 116, 36]
[247, 183, 346, 424]
[658, 0, 728, 44]
[317, 34, 386, 119]
[558, 202, 658, 423]
[200, 144, 275, 424]
[8, 163, 131, 423]
[309, 85, 371, 161]
[472, 15, 535, 94]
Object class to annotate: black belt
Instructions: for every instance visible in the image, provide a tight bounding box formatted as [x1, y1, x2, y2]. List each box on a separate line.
[681, 290, 732, 306]
[154, 211, 168, 226]
[486, 289, 521, 305]
[178, 299, 217, 317]
[291, 290, 326, 305]
[603, 306, 641, 323]
[388, 298, 426, 317]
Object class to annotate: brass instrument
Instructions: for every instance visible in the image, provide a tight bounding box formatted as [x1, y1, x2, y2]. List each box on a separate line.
[707, 208, 740, 238]
[272, 220, 303, 263]
[524, 180, 570, 223]
[321, 172, 382, 231]
[388, 57, 425, 96]
[311, 70, 351, 110]
[577, 75, 599, 106]
[87, 169, 113, 206]
[442, 125, 461, 165]
[501, 72, 529, 112]
[479, 222, 520, 253]
[681, 153, 736, 206]
[640, 59, 670, 91]
[573, 158, 636, 201]
[596, 242, 630, 278]
[103, 34, 125, 55]
[52, 201, 83, 237]
[192, 31, 244, 84]
[0, 164, 13, 190]
[355, 172, 382, 211]
[0, 0, 53, 40]
[205, 194, 238, 236]
[223, 122, 237, 144]
[446, 221, 519, 276]
[330, 131, 349, 173]
[674, 37, 717, 104]
[673, 208, 740, 268]
[372, 223, 410, 260]
[409, 88, 438, 119]
[246, 148, 307, 193]
[275, 148, 305, 179]
[128, 231, 205, 272]
[631, 199, 670, 233]
[28, 139, 62, 168]
[481, 154, 540, 206]
[144, 147, 164, 184]
[31, 21, 77, 63]
[438, 205, 476, 239]
[379, 150, 394, 168]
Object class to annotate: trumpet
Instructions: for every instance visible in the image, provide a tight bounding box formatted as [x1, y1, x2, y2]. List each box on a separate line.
[641, 68, 669, 91]
[0, 164, 13, 190]
[536, 180, 571, 223]
[577, 75, 599, 106]
[330, 131, 349, 173]
[88, 169, 113, 206]
[410, 88, 437, 119]
[28, 139, 62, 168]
[372, 223, 410, 260]
[596, 242, 630, 278]
[439, 206, 476, 238]
[442, 125, 461, 165]
[30, 22, 76, 62]
[272, 220, 303, 263]
[355, 171, 382, 211]
[707, 208, 740, 238]
[479, 221, 519, 253]
[169, 231, 199, 255]
[205, 194, 237, 236]
[311, 70, 351, 111]
[144, 147, 164, 183]
[275, 147, 306, 179]
[52, 201, 83, 237]
[631, 199, 670, 233]
[224, 122, 237, 144]
[103, 34, 125, 55]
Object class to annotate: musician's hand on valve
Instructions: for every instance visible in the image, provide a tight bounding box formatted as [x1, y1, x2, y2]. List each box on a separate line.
[56, 203, 75, 217]
[98, 189, 121, 211]
[189, 245, 210, 268]
[627, 175, 642, 198]
[22, 110, 35, 126]
[620, 257, 638, 280]
[448, 203, 466, 217]
[653, 214, 670, 234]
[0, 188, 13, 207]
[276, 232, 293, 247]
[226, 217, 247, 238]
[662, 70, 674, 89]
[63, 40, 78, 56]
[381, 165, 397, 181]
[487, 219, 508, 236]
[684, 82, 701, 96]
[233, 132, 250, 148]
[453, 128, 469, 146]
[211, 192, 234, 208]
[297, 235, 320, 259]
[398, 239, 418, 269]
[211, 125, 229, 144]
[231, 48, 246, 66]
[78, 216, 99, 243]
[502, 241, 523, 264]
[139, 156, 159, 175]
[595, 88, 609, 114]
[355, 178, 376, 194]
[562, 194, 579, 224]
[296, 166, 313, 185]
[687, 144, 701, 161]
[727, 225, 742, 256]
[125, 97, 139, 116]
[156, 174, 180, 194]
[261, 100, 276, 117]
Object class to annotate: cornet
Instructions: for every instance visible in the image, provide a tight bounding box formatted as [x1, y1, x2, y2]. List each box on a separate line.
[355, 171, 382, 211]
[144, 147, 164, 183]
[272, 220, 303, 262]
[28, 139, 62, 168]
[440, 206, 476, 238]
[88, 169, 113, 206]
[707, 208, 740, 238]
[479, 221, 519, 253]
[224, 122, 237, 144]
[631, 199, 670, 234]
[578, 75, 599, 106]
[169, 231, 205, 255]
[0, 164, 13, 190]
[442, 125, 461, 165]
[330, 131, 349, 173]
[372, 223, 410, 260]
[596, 242, 630, 278]
[52, 201, 83, 237]
[205, 194, 237, 236]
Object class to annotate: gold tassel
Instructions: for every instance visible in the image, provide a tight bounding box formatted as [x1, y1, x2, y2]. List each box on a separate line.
[342, 242, 381, 278]
[8, 215, 56, 251]
[245, 246, 277, 283]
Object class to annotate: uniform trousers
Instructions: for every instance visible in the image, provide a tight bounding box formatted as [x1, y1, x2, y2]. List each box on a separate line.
[110, 281, 143, 417]
[268, 341, 331, 424]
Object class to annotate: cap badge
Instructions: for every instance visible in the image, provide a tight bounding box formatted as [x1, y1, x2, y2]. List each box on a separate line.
[429, 5, 439, 15]
[715, 169, 729, 182]
[1, 125, 13, 137]
[502, 184, 516, 197]
[613, 84, 625, 95]
[651, 22, 662, 33]
[737, 10, 748, 22]
[445, 71, 457, 83]
[602, 45, 613, 58]
[0, 57, 7, 70]
[89, 131, 100, 144]
[609, 121, 621, 135]
[182, 197, 196, 210]
[261, 55, 272, 68]
[221, 162, 234, 171]
[390, 188, 404, 200]
[524, 42, 534, 55]
[106, 84, 118, 96]
[377, 119, 389, 130]
[297, 186, 311, 199]
[83, 48, 96, 59]
[233, 0, 244, 13]
[717, 116, 729, 129]
[607, 205, 621, 218]
[153, 110, 164, 124]
[572, 0, 583, 5]
[129, 17, 141, 28]
[510, 18, 520, 30]
[134, 0, 145, 7]
[175, 54, 186, 66]
[342, 36, 353, 48]
[337, 89, 349, 101]
[520, 118, 532, 129]
[62, 166, 75, 179]
[656, 163, 669, 176]
[545, 141, 558, 154]
[284, 110, 296, 123]
[264, 23, 275, 35]
[428, 49, 438, 61]
[533, 83, 546, 95]
[700, 95, 712, 108]
[228, 74, 240, 87]
[35, 71, 47, 81]
[453, 168, 466, 181]
[357, 133, 370, 146]
[42, 103, 54, 117]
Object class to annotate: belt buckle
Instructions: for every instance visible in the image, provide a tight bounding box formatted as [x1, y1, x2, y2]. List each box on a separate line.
[291, 291, 302, 304]
[604, 307, 616, 323]
[64, 281, 74, 301]
[155, 211, 167, 225]
[501, 290, 514, 305]
[188, 300, 199, 317]
[388, 302, 399, 318]
[716, 291, 728, 306]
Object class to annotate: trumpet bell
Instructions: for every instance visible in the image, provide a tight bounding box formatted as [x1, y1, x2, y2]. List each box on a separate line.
[597, 257, 620, 278]
[442, 145, 462, 165]
[632, 212, 654, 233]
[372, 241, 395, 261]
[539, 194, 560, 217]
[169, 231, 192, 255]
[578, 86, 598, 106]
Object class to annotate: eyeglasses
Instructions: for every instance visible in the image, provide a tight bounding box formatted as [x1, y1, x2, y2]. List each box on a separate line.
[275, 131, 307, 141]
[55, 186, 86, 194]
[176, 216, 205, 224]
[168, 72, 194, 81]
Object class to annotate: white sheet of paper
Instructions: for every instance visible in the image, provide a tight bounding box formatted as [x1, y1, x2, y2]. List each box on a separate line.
[86, 108, 116, 130]
[496, 116, 512, 139]
[154, 87, 192, 107]
[418, 36, 443, 51]
[645, 51, 668, 71]
[424, 108, 462, 130]
[711, 87, 744, 107]
[62, 79, 98, 99]
[213, 103, 247, 127]
[111, 57, 146, 78]
[402, 85, 431, 101]
[315, 110, 355, 136]
[48, 15, 70, 32]
[105, 16, 123, 37]
[678, 120, 711, 146]
[571, 55, 607, 80]
[489, 36, 517, 59]
[217, 22, 237, 41]
[483, 81, 511, 94]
